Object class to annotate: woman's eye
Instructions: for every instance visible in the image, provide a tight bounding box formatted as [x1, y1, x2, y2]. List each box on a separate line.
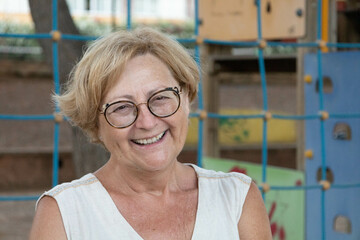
[154, 95, 169, 101]
[112, 104, 133, 113]
[115, 105, 126, 111]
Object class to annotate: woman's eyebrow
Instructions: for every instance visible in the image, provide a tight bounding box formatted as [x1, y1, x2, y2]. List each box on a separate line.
[142, 86, 171, 97]
[107, 94, 135, 103]
[108, 86, 168, 102]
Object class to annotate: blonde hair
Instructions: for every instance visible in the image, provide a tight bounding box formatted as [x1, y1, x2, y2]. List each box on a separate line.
[55, 27, 200, 143]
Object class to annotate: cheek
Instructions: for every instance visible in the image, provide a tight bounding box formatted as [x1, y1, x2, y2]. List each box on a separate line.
[98, 117, 119, 146]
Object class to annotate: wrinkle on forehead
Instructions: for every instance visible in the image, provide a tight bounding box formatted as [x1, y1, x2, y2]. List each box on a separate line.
[102, 54, 179, 104]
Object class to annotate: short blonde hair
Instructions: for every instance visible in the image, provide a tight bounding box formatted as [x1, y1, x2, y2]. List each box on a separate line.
[55, 27, 199, 143]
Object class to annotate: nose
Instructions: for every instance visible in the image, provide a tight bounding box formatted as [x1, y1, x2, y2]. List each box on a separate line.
[134, 103, 157, 129]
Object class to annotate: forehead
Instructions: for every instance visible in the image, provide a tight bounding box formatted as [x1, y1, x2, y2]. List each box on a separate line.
[105, 54, 178, 102]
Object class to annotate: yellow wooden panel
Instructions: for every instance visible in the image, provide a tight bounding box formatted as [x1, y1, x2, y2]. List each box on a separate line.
[199, 0, 306, 41]
[186, 109, 296, 146]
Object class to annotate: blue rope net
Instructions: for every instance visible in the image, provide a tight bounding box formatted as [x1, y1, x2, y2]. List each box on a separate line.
[0, 0, 359, 239]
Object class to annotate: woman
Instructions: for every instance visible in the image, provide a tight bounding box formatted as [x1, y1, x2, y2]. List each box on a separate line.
[30, 28, 271, 239]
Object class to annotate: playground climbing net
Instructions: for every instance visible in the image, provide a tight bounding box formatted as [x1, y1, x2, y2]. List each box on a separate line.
[0, 1, 360, 239]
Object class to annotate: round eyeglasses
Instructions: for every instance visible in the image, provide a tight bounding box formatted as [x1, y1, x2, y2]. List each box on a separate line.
[100, 87, 181, 129]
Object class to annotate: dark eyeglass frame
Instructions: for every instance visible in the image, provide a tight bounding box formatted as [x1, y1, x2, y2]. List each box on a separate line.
[100, 86, 181, 129]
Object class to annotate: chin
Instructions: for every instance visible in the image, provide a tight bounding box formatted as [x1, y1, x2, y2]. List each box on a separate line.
[138, 153, 176, 172]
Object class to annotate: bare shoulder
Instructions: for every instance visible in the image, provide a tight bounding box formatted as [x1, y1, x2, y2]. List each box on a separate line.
[29, 196, 67, 240]
[238, 181, 272, 240]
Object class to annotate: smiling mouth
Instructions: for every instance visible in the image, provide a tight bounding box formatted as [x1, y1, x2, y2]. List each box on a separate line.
[132, 131, 166, 145]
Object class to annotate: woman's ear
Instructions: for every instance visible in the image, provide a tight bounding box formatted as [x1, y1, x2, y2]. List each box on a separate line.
[183, 97, 190, 115]
[97, 126, 104, 142]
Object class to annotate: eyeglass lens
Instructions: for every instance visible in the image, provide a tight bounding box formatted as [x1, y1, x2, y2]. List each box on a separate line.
[105, 88, 180, 128]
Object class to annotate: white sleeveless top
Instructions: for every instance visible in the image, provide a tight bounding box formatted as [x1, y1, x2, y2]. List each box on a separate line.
[37, 164, 251, 240]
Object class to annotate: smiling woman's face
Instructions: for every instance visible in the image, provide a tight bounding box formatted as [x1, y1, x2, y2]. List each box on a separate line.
[98, 54, 190, 172]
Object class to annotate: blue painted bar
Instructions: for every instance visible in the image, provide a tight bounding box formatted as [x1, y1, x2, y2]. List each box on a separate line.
[332, 183, 360, 189]
[255, 0, 268, 200]
[317, 0, 323, 41]
[316, 49, 327, 240]
[194, 0, 203, 168]
[0, 33, 51, 39]
[52, 0, 58, 31]
[52, 42, 60, 96]
[272, 114, 320, 120]
[256, 0, 263, 40]
[3, 31, 360, 51]
[189, 112, 200, 118]
[194, 0, 199, 36]
[14, 111, 340, 122]
[62, 34, 195, 43]
[319, 115, 327, 240]
[258, 49, 268, 111]
[271, 185, 322, 190]
[51, 0, 60, 187]
[267, 41, 319, 48]
[52, 123, 60, 187]
[327, 42, 360, 48]
[127, 0, 131, 30]
[62, 34, 98, 41]
[321, 190, 326, 240]
[208, 113, 360, 120]
[316, 1, 326, 237]
[315, 49, 327, 196]
[0, 115, 54, 120]
[261, 121, 268, 197]
[197, 119, 203, 168]
[272, 183, 360, 190]
[207, 113, 264, 119]
[1, 182, 358, 202]
[0, 195, 39, 201]
[329, 113, 360, 118]
[194, 46, 203, 111]
[317, 51, 324, 110]
[204, 39, 259, 47]
[176, 38, 196, 44]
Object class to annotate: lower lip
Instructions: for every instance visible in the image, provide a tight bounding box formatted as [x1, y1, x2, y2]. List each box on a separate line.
[132, 130, 167, 147]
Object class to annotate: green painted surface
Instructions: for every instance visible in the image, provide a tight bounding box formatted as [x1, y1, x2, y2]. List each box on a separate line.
[203, 157, 305, 240]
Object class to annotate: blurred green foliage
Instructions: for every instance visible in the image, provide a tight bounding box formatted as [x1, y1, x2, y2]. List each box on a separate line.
[0, 17, 195, 60]
[0, 20, 40, 60]
[0, 17, 295, 60]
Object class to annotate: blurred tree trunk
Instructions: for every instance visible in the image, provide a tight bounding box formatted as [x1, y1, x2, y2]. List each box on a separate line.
[29, 0, 108, 177]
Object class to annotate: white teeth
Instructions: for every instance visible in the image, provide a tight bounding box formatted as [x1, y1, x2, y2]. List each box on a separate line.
[133, 131, 165, 145]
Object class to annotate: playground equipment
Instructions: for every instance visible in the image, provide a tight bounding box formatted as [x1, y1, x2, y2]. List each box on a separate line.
[0, 0, 360, 239]
[199, 0, 306, 41]
[305, 51, 360, 239]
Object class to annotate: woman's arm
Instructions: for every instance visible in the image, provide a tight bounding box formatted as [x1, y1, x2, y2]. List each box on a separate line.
[238, 181, 272, 239]
[29, 196, 67, 240]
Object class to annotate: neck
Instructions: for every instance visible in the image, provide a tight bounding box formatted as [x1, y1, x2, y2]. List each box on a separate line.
[96, 158, 190, 196]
